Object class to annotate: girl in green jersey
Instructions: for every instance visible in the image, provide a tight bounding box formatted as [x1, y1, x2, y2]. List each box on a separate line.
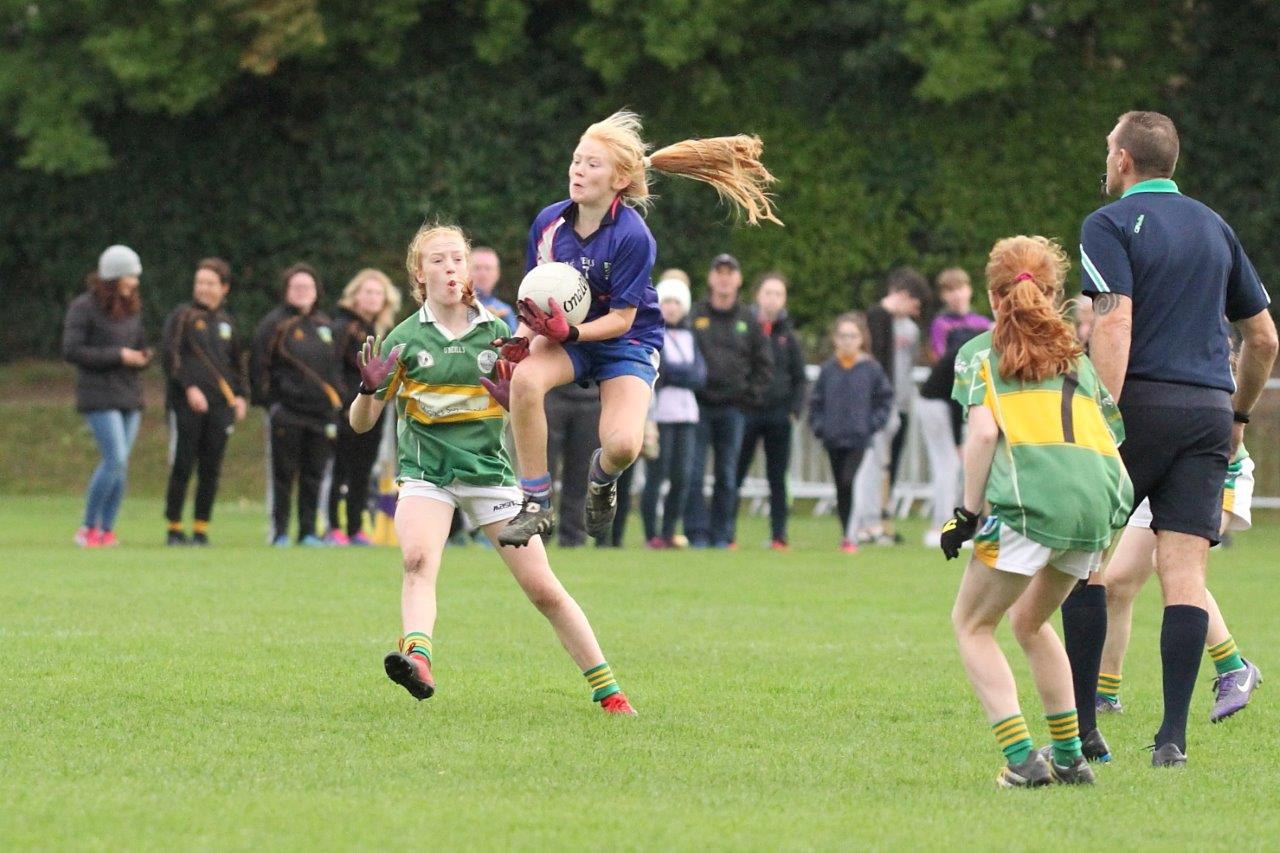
[942, 236, 1131, 788]
[349, 224, 635, 715]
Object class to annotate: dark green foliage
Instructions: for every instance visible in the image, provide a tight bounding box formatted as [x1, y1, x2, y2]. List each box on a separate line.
[1, 0, 1275, 359]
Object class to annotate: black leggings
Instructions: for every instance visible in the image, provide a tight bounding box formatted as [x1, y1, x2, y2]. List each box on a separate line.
[165, 398, 233, 524]
[826, 446, 867, 533]
[328, 416, 383, 536]
[270, 416, 333, 541]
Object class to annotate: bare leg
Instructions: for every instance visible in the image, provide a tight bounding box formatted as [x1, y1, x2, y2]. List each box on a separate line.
[596, 375, 652, 476]
[393, 496, 456, 636]
[1205, 589, 1231, 647]
[482, 523, 608, 670]
[1098, 525, 1157, 676]
[1155, 531, 1209, 608]
[509, 341, 576, 480]
[1009, 565, 1084, 715]
[951, 559, 1033, 722]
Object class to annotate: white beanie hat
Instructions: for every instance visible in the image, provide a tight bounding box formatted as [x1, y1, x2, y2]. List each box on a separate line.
[98, 245, 142, 279]
[655, 278, 691, 316]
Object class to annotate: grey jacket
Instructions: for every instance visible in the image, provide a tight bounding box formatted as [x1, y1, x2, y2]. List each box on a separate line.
[61, 293, 148, 412]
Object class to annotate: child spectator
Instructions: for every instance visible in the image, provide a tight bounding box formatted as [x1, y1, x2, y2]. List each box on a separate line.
[809, 312, 894, 553]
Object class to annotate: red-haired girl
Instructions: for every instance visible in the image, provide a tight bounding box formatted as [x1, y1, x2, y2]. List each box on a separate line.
[943, 235, 1132, 787]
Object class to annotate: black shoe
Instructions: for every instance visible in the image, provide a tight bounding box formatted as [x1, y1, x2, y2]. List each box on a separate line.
[1081, 728, 1112, 763]
[190, 532, 209, 547]
[497, 500, 557, 548]
[1036, 746, 1097, 784]
[1149, 742, 1187, 768]
[166, 530, 188, 546]
[996, 752, 1052, 788]
[585, 479, 618, 541]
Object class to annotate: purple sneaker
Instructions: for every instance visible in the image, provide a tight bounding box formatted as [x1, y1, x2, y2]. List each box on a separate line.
[1096, 694, 1123, 715]
[1210, 658, 1262, 723]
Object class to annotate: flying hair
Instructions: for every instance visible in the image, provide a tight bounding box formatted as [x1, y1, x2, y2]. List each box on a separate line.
[582, 109, 782, 226]
[985, 235, 1082, 383]
[405, 222, 476, 308]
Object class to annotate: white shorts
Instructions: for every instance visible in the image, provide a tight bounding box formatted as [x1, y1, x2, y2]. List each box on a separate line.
[973, 516, 1104, 580]
[397, 479, 523, 527]
[1127, 456, 1254, 533]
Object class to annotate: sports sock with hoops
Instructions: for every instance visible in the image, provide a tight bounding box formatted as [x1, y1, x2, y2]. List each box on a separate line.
[1097, 672, 1122, 703]
[583, 662, 620, 701]
[588, 449, 621, 486]
[1046, 710, 1083, 765]
[168, 521, 183, 533]
[193, 519, 209, 535]
[1061, 584, 1107, 736]
[1207, 636, 1246, 675]
[401, 631, 433, 663]
[520, 474, 553, 509]
[1156, 604, 1208, 752]
[992, 714, 1034, 765]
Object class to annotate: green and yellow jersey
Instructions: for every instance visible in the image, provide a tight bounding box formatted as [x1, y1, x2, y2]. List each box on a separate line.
[375, 301, 513, 488]
[952, 330, 1133, 551]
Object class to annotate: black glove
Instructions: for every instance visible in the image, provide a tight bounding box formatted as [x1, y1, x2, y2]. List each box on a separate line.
[940, 506, 981, 560]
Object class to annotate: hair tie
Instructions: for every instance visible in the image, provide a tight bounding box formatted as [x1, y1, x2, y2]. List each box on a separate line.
[1013, 272, 1035, 283]
[642, 155, 652, 168]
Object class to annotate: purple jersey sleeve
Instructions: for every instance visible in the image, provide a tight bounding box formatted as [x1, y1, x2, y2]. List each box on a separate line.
[607, 228, 657, 308]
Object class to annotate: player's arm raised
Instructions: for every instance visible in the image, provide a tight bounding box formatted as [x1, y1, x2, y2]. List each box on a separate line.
[350, 335, 403, 433]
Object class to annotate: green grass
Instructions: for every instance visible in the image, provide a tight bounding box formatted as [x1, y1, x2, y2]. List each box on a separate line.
[3, 496, 1279, 849]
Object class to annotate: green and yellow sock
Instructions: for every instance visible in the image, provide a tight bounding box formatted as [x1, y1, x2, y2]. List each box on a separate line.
[167, 521, 183, 534]
[193, 519, 209, 535]
[1208, 636, 1245, 675]
[400, 632, 432, 663]
[584, 662, 620, 702]
[992, 713, 1033, 765]
[1046, 709, 1083, 765]
[1097, 672, 1122, 703]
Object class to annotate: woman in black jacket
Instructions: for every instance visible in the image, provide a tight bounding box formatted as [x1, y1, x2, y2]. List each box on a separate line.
[249, 263, 344, 546]
[734, 272, 808, 549]
[61, 245, 151, 548]
[326, 268, 401, 546]
[160, 258, 248, 546]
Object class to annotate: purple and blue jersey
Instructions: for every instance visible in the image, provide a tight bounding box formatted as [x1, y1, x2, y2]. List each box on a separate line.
[525, 197, 664, 351]
[929, 312, 991, 359]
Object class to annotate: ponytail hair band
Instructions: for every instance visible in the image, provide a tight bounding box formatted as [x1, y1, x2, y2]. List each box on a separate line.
[1013, 272, 1035, 283]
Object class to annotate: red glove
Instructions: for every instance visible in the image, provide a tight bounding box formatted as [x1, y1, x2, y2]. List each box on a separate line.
[518, 297, 577, 344]
[357, 335, 405, 392]
[479, 359, 515, 410]
[491, 335, 530, 364]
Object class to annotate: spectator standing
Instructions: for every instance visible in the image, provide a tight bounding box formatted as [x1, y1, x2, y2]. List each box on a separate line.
[250, 263, 344, 546]
[917, 268, 990, 547]
[160, 257, 247, 546]
[471, 247, 518, 334]
[809, 312, 894, 553]
[734, 272, 807, 550]
[327, 268, 402, 545]
[684, 254, 773, 548]
[545, 382, 602, 547]
[62, 245, 150, 548]
[850, 269, 926, 543]
[1071, 111, 1277, 767]
[641, 276, 706, 548]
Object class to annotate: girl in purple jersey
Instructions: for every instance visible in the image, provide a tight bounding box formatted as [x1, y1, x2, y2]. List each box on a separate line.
[485, 110, 781, 547]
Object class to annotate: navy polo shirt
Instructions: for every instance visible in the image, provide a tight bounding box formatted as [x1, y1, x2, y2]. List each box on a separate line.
[1080, 178, 1270, 393]
[525, 196, 663, 350]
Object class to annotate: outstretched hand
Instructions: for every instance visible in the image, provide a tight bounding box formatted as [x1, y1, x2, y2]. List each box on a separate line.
[518, 297, 575, 344]
[479, 359, 515, 410]
[357, 335, 405, 392]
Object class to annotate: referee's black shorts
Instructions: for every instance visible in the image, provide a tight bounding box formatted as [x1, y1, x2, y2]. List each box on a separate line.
[1119, 380, 1232, 543]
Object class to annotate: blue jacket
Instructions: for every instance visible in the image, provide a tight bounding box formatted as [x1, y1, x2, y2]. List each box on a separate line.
[809, 357, 894, 450]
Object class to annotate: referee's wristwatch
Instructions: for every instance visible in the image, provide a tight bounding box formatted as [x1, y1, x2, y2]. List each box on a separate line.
[1233, 410, 1251, 425]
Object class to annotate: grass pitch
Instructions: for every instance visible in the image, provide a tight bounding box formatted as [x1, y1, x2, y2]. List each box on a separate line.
[3, 496, 1279, 849]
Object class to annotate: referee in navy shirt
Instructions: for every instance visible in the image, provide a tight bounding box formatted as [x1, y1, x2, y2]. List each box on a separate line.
[1074, 111, 1277, 768]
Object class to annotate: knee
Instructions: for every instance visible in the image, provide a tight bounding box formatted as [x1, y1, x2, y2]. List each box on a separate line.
[526, 583, 567, 615]
[402, 548, 433, 577]
[510, 366, 548, 405]
[951, 603, 988, 638]
[1008, 609, 1044, 646]
[602, 431, 642, 468]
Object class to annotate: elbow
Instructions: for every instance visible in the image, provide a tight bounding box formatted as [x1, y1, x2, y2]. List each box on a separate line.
[1252, 319, 1280, 361]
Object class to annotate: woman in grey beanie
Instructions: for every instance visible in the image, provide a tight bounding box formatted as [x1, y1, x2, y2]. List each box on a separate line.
[62, 245, 151, 547]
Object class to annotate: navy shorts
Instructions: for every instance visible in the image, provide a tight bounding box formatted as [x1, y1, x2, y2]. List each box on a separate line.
[1118, 380, 1232, 544]
[564, 339, 661, 386]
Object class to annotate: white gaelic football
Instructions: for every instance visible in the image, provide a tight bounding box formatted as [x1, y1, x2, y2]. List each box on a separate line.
[518, 262, 590, 325]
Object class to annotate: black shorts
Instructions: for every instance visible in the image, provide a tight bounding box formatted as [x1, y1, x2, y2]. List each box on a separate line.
[1118, 380, 1232, 544]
